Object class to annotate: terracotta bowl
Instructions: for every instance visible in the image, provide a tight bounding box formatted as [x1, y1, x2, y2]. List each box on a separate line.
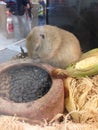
[0, 59, 64, 122]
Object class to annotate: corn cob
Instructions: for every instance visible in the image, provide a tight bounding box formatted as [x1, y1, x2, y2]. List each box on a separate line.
[52, 49, 98, 78]
[80, 48, 98, 60]
[65, 56, 98, 77]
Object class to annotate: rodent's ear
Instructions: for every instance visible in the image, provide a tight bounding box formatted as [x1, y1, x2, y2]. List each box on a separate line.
[40, 34, 45, 39]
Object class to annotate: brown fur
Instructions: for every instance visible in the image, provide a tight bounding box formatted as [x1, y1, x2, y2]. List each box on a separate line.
[26, 25, 82, 69]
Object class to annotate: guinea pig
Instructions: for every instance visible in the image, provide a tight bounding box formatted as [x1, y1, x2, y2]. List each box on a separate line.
[26, 25, 82, 69]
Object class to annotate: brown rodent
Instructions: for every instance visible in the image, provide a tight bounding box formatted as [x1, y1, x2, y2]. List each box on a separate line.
[26, 25, 82, 69]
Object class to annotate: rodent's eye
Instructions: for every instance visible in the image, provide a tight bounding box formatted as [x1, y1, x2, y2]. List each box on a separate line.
[40, 34, 45, 39]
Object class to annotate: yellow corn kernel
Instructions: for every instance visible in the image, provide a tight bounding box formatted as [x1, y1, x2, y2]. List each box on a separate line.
[75, 56, 98, 70]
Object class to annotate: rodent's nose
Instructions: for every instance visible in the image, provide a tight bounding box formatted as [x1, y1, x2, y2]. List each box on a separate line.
[32, 55, 40, 61]
[32, 57, 40, 63]
[33, 55, 40, 59]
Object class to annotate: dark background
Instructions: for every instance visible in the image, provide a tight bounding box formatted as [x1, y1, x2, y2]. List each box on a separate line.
[46, 0, 98, 52]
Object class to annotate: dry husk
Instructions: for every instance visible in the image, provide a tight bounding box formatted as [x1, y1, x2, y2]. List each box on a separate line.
[0, 115, 98, 130]
[64, 75, 98, 124]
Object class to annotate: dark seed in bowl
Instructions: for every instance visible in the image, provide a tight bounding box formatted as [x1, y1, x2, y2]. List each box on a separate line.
[0, 65, 52, 103]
